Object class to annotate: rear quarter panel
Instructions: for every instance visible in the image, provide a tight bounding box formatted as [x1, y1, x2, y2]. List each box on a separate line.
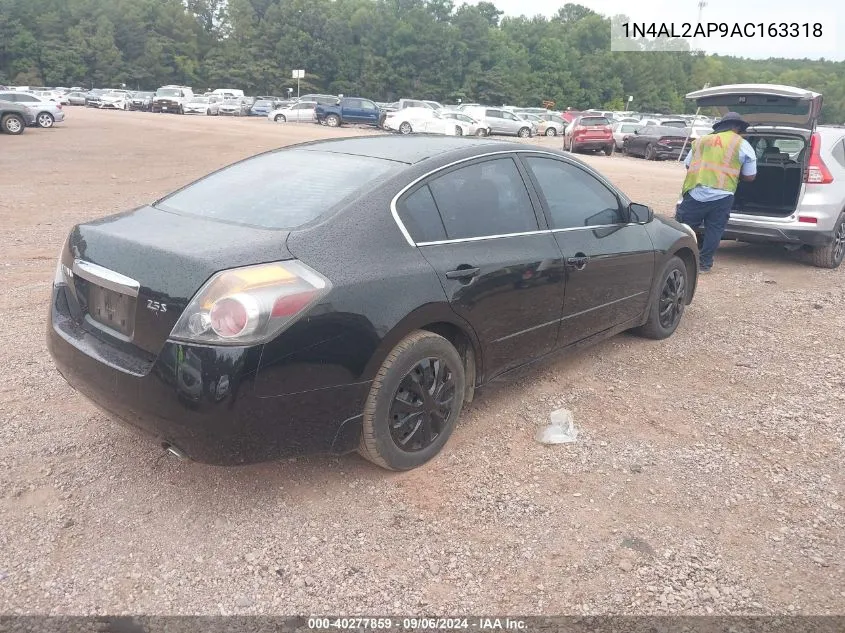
[254, 176, 469, 397]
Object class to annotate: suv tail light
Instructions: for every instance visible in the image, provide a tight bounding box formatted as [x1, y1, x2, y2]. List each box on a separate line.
[170, 261, 331, 345]
[805, 132, 833, 184]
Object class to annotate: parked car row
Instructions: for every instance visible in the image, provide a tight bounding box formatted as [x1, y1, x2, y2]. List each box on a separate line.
[0, 90, 66, 133]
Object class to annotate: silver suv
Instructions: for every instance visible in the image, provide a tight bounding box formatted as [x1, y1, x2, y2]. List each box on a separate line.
[686, 84, 845, 268]
[463, 107, 534, 138]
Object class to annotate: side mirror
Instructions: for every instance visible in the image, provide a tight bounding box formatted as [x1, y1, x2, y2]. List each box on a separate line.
[629, 202, 653, 224]
[634, 129, 640, 134]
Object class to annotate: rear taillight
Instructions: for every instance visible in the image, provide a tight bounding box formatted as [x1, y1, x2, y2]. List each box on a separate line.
[805, 132, 833, 184]
[170, 261, 331, 345]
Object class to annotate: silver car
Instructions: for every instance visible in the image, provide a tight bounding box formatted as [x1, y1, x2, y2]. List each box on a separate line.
[65, 91, 88, 106]
[267, 100, 316, 123]
[0, 91, 65, 128]
[612, 121, 643, 149]
[463, 106, 533, 138]
[686, 83, 845, 268]
[218, 97, 248, 116]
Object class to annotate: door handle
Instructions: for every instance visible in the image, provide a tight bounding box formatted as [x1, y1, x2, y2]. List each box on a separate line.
[566, 254, 589, 271]
[445, 267, 481, 280]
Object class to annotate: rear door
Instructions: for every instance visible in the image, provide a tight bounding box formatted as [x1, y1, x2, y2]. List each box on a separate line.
[519, 154, 655, 347]
[394, 155, 567, 379]
[485, 109, 506, 134]
[685, 84, 822, 130]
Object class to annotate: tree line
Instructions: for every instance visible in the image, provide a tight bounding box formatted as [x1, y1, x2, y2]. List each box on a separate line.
[1, 0, 844, 122]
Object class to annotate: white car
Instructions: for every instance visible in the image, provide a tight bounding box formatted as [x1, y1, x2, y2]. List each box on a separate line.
[385, 107, 474, 136]
[184, 96, 220, 115]
[268, 101, 317, 123]
[440, 110, 490, 136]
[99, 91, 130, 110]
[34, 90, 69, 105]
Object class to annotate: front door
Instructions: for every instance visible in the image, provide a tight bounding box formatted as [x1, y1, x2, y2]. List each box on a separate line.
[519, 154, 655, 347]
[394, 155, 566, 379]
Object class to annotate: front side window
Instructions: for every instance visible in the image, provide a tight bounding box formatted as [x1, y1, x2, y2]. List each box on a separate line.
[426, 158, 538, 240]
[503, 112, 519, 121]
[524, 157, 624, 229]
[361, 100, 377, 110]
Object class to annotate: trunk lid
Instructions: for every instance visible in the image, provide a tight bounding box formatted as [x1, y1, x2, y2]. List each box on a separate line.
[685, 84, 822, 130]
[65, 206, 292, 355]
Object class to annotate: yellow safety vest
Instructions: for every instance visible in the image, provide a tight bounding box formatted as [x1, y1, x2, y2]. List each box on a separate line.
[682, 130, 744, 195]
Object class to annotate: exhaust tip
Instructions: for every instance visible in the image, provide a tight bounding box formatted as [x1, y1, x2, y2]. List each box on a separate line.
[161, 442, 188, 460]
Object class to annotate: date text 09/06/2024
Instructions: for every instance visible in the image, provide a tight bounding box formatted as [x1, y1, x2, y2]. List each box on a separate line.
[621, 22, 823, 39]
[306, 617, 527, 630]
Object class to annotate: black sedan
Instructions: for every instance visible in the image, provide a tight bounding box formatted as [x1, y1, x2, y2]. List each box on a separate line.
[623, 125, 690, 160]
[47, 136, 699, 470]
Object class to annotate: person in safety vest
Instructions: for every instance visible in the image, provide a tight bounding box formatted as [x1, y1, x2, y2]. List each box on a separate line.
[676, 112, 757, 273]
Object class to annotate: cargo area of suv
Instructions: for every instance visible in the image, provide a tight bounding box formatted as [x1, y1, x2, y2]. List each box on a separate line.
[734, 132, 808, 216]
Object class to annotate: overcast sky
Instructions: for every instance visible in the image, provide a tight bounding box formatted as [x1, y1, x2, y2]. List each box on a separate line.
[483, 0, 844, 60]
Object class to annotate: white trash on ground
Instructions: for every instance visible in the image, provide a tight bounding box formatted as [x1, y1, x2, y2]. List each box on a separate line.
[535, 408, 578, 444]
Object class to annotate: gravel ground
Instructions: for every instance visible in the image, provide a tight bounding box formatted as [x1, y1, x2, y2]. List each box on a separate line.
[0, 108, 843, 616]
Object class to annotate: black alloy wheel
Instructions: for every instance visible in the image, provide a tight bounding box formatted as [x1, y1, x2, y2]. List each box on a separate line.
[359, 330, 466, 470]
[659, 268, 686, 330]
[633, 255, 688, 340]
[389, 358, 457, 453]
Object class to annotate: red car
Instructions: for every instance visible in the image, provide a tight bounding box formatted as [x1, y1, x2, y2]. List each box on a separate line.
[563, 114, 615, 155]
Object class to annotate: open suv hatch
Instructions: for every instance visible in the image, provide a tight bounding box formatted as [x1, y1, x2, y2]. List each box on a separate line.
[685, 84, 845, 268]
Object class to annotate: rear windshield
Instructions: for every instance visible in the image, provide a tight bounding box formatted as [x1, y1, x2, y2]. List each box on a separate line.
[254, 100, 272, 106]
[155, 150, 400, 229]
[580, 116, 609, 126]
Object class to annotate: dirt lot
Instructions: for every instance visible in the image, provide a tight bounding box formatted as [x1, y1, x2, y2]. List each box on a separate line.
[1, 108, 843, 616]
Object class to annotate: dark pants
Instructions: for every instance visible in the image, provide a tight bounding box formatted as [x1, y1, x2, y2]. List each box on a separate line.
[675, 192, 734, 269]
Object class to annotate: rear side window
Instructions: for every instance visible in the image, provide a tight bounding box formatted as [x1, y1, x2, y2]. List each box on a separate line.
[580, 116, 609, 126]
[156, 149, 399, 230]
[398, 185, 447, 243]
[832, 138, 845, 168]
[427, 158, 538, 240]
[485, 110, 502, 118]
[525, 157, 624, 229]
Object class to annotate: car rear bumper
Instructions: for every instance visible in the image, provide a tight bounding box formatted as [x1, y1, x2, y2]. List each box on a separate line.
[721, 223, 834, 246]
[573, 137, 612, 148]
[47, 289, 370, 465]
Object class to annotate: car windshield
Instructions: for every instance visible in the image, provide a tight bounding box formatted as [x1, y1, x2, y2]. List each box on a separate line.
[223, 98, 239, 104]
[155, 149, 401, 230]
[191, 97, 209, 103]
[580, 116, 610, 126]
[105, 92, 124, 97]
[156, 88, 181, 97]
[135, 92, 152, 97]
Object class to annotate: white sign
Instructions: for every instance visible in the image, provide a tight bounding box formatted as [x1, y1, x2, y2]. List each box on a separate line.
[627, 95, 633, 102]
[292, 69, 305, 79]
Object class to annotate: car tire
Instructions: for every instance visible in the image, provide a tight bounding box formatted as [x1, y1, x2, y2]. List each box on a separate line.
[809, 213, 845, 269]
[358, 330, 466, 471]
[632, 255, 689, 340]
[36, 112, 54, 128]
[274, 114, 286, 123]
[455, 125, 463, 136]
[399, 121, 412, 135]
[178, 105, 184, 115]
[517, 126, 531, 138]
[605, 144, 614, 156]
[570, 141, 579, 153]
[645, 143, 657, 160]
[1, 113, 25, 135]
[326, 114, 341, 127]
[475, 128, 486, 137]
[545, 127, 557, 137]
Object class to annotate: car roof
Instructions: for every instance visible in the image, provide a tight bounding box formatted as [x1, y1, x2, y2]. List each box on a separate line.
[295, 135, 520, 165]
